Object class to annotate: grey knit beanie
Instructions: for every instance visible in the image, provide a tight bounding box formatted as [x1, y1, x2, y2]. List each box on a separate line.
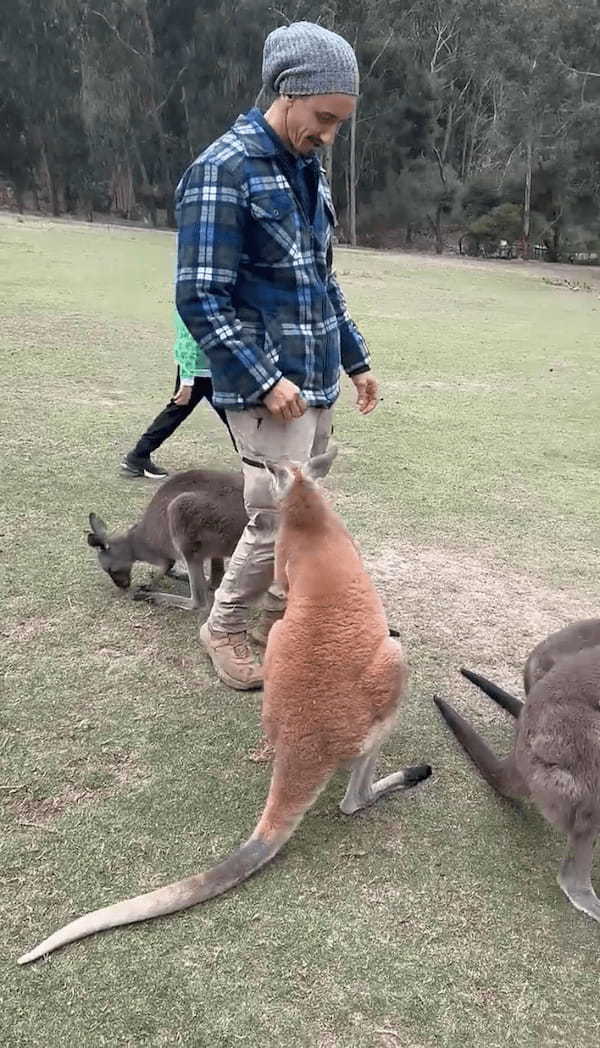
[262, 21, 359, 97]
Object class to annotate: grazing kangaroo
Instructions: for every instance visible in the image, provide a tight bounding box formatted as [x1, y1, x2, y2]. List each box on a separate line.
[18, 445, 431, 964]
[434, 620, 600, 923]
[87, 469, 247, 612]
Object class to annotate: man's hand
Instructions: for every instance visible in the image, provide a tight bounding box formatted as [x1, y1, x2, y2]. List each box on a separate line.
[351, 371, 379, 415]
[263, 378, 307, 421]
[173, 383, 193, 406]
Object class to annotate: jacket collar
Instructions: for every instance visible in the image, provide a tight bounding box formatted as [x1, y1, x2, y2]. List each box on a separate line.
[234, 109, 319, 169]
[233, 109, 281, 158]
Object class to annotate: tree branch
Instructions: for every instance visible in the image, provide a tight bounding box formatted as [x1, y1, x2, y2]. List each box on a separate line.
[90, 10, 146, 62]
[153, 62, 192, 115]
[365, 28, 394, 80]
[557, 54, 600, 78]
[432, 145, 446, 184]
[269, 6, 292, 24]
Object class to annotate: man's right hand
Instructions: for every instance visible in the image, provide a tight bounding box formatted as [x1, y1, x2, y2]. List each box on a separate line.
[263, 378, 307, 421]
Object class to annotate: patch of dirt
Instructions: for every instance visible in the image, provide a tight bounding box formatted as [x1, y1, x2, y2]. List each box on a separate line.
[0, 616, 52, 643]
[542, 276, 593, 293]
[7, 785, 102, 825]
[94, 643, 160, 660]
[5, 751, 149, 826]
[109, 749, 150, 786]
[367, 543, 597, 691]
[70, 395, 126, 408]
[245, 738, 275, 764]
[383, 378, 501, 396]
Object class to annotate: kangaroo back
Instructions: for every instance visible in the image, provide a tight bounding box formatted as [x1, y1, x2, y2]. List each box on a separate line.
[137, 469, 245, 551]
[524, 618, 600, 693]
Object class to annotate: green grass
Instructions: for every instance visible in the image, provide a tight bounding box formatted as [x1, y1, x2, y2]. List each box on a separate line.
[2, 212, 600, 1048]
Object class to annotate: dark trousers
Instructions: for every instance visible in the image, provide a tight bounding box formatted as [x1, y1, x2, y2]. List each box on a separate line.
[132, 370, 236, 458]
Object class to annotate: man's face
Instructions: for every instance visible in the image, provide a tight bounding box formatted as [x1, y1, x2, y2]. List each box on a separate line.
[284, 94, 356, 155]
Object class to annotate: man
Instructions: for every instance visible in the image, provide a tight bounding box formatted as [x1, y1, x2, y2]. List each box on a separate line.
[176, 20, 378, 691]
[120, 309, 235, 479]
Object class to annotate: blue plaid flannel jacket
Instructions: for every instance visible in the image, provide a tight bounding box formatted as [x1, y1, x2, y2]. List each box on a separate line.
[175, 109, 371, 410]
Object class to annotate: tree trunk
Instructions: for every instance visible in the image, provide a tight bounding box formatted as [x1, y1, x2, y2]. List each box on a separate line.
[140, 0, 174, 228]
[13, 181, 25, 213]
[164, 188, 176, 229]
[441, 103, 453, 164]
[349, 107, 357, 247]
[41, 142, 60, 217]
[132, 136, 150, 189]
[182, 84, 195, 162]
[552, 222, 560, 262]
[435, 205, 444, 254]
[460, 123, 469, 180]
[522, 137, 533, 260]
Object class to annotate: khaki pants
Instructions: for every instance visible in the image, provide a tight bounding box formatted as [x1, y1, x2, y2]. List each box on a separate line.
[207, 405, 334, 634]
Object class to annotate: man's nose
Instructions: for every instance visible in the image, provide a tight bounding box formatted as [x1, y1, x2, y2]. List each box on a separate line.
[320, 125, 338, 147]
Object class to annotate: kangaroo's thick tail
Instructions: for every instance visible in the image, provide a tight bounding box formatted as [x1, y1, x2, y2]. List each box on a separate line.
[460, 667, 523, 718]
[18, 759, 330, 966]
[433, 695, 525, 800]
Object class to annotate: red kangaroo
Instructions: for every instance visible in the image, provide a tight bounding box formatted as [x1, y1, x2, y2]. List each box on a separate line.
[18, 445, 431, 965]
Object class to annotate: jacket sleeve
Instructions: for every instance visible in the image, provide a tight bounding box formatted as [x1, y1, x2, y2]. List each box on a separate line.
[175, 158, 283, 403]
[326, 241, 371, 377]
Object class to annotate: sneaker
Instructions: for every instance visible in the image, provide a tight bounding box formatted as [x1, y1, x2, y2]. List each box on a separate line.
[199, 622, 263, 691]
[249, 608, 285, 648]
[120, 452, 168, 479]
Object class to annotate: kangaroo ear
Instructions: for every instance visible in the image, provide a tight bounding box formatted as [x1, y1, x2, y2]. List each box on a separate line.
[87, 532, 105, 549]
[265, 460, 295, 499]
[304, 443, 338, 482]
[88, 513, 109, 550]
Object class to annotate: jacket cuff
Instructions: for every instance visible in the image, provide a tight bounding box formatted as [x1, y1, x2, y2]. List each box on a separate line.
[346, 363, 371, 377]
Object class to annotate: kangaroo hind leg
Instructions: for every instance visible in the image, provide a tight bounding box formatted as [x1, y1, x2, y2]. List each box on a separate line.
[133, 554, 209, 612]
[558, 827, 600, 922]
[340, 744, 431, 816]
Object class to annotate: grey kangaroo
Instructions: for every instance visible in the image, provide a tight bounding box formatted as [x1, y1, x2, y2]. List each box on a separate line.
[434, 618, 600, 923]
[87, 469, 247, 612]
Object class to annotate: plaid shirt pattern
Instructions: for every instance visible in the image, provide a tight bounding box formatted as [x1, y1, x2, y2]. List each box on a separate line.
[175, 110, 370, 410]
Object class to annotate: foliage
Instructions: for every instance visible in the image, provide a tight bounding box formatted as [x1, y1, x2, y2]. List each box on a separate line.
[0, 0, 599, 252]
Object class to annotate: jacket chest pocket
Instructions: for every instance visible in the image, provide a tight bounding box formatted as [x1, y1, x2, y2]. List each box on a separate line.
[248, 191, 299, 264]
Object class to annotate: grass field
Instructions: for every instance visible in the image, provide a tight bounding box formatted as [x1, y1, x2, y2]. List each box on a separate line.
[2, 210, 600, 1048]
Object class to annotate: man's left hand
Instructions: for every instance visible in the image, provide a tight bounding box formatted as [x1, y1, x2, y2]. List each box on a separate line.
[351, 371, 379, 415]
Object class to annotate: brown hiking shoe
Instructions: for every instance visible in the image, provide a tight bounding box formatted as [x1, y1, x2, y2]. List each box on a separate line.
[249, 609, 285, 648]
[199, 622, 263, 691]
